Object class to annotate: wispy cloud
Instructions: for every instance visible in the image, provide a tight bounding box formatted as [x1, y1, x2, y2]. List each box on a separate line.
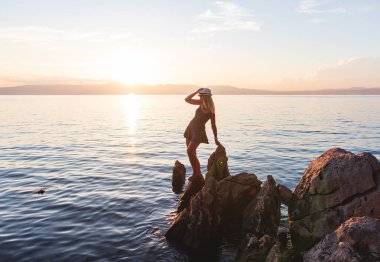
[0, 26, 127, 44]
[192, 1, 261, 35]
[297, 0, 347, 14]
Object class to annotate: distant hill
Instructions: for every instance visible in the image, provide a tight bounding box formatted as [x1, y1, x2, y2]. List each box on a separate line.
[0, 84, 380, 95]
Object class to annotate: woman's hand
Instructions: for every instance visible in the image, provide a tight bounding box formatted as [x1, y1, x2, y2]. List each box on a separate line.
[215, 137, 221, 146]
[197, 88, 202, 93]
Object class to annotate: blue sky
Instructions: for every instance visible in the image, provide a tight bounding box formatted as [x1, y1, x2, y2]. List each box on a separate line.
[0, 0, 379, 90]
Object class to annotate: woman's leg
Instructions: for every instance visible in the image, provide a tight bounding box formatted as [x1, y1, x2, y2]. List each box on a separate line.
[187, 140, 201, 176]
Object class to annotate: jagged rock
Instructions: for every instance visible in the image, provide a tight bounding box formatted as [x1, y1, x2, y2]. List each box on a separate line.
[303, 216, 380, 262]
[165, 145, 262, 250]
[236, 175, 282, 261]
[289, 148, 380, 249]
[206, 144, 230, 181]
[242, 175, 281, 237]
[276, 184, 294, 206]
[172, 160, 186, 193]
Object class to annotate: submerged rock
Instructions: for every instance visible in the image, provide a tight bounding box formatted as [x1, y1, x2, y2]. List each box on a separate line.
[303, 216, 380, 262]
[289, 148, 380, 249]
[172, 160, 186, 193]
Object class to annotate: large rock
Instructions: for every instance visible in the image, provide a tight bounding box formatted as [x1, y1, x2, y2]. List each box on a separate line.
[237, 175, 282, 261]
[165, 145, 262, 250]
[289, 148, 380, 248]
[303, 216, 380, 262]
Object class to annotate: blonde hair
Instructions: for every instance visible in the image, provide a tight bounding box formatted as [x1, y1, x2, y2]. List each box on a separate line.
[201, 95, 215, 114]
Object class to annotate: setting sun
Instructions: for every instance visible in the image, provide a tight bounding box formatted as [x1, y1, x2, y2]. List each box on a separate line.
[103, 53, 158, 85]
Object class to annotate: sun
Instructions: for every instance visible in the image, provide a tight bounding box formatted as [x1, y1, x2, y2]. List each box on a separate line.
[104, 53, 157, 85]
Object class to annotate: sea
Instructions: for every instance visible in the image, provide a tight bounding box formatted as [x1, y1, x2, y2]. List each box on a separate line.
[1, 95, 380, 261]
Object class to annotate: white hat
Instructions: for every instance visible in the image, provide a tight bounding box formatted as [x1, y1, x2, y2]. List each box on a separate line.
[198, 88, 212, 96]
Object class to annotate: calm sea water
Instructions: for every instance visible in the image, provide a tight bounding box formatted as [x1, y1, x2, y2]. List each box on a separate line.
[1, 95, 380, 261]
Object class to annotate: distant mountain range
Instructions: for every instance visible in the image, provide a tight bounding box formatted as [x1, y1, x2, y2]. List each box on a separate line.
[0, 84, 380, 95]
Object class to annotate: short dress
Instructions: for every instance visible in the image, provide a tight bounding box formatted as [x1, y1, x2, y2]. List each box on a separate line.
[184, 107, 213, 144]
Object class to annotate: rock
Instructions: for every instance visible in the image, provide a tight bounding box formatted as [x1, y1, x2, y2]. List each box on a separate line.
[237, 175, 282, 261]
[215, 172, 261, 223]
[176, 145, 229, 212]
[206, 144, 230, 181]
[265, 240, 281, 262]
[177, 174, 204, 212]
[303, 216, 380, 262]
[289, 148, 380, 249]
[172, 160, 186, 193]
[276, 184, 294, 206]
[165, 145, 262, 250]
[236, 234, 275, 262]
[36, 188, 46, 194]
[242, 175, 281, 238]
[165, 145, 231, 249]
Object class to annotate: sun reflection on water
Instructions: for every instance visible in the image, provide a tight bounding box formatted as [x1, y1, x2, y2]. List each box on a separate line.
[124, 94, 139, 135]
[123, 94, 140, 162]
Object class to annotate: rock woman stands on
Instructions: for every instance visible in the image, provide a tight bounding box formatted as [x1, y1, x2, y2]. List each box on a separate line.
[183, 88, 221, 195]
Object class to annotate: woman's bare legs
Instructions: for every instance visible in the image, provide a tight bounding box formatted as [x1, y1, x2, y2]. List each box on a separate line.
[178, 139, 204, 212]
[186, 139, 201, 176]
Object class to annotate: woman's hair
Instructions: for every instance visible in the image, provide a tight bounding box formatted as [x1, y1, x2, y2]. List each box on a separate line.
[201, 95, 215, 114]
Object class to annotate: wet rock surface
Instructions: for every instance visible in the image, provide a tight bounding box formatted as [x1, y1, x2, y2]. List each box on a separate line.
[303, 216, 380, 262]
[289, 148, 380, 249]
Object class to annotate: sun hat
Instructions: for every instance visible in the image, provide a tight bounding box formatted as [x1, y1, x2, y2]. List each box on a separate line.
[198, 88, 212, 96]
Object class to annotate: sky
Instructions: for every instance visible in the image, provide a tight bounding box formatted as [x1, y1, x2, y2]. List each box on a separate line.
[0, 0, 379, 90]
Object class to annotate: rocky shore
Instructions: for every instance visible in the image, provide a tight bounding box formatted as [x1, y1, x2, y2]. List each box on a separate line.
[166, 146, 380, 261]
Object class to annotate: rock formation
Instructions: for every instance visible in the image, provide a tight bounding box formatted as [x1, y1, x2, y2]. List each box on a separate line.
[172, 160, 186, 193]
[166, 145, 262, 250]
[303, 216, 380, 262]
[166, 147, 380, 261]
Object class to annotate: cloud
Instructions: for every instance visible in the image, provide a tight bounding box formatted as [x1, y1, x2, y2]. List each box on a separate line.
[0, 26, 127, 44]
[192, 1, 261, 34]
[297, 0, 347, 14]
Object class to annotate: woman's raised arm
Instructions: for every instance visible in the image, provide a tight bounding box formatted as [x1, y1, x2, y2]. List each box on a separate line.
[185, 89, 202, 105]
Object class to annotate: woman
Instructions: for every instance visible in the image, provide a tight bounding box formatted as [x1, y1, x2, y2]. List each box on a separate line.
[180, 88, 220, 207]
